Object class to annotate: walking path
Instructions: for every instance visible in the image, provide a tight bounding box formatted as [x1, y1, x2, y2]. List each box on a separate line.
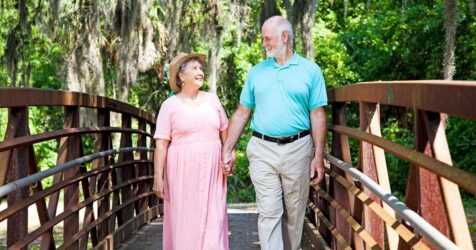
[117, 204, 260, 250]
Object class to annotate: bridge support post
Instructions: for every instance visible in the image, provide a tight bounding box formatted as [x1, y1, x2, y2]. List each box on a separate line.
[119, 114, 134, 224]
[94, 108, 113, 242]
[359, 102, 398, 249]
[4, 107, 29, 249]
[409, 110, 472, 249]
[330, 102, 357, 250]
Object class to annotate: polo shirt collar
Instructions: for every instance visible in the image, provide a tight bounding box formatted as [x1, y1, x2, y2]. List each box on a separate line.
[271, 51, 300, 69]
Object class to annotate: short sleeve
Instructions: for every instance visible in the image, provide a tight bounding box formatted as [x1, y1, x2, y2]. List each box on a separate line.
[239, 75, 255, 109]
[309, 66, 328, 110]
[211, 94, 229, 132]
[153, 102, 172, 140]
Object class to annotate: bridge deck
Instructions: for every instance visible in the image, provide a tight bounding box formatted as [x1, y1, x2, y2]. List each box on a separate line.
[117, 207, 260, 250]
[117, 205, 319, 250]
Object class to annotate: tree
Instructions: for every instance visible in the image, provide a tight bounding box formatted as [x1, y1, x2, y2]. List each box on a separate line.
[443, 0, 458, 80]
[65, 0, 105, 97]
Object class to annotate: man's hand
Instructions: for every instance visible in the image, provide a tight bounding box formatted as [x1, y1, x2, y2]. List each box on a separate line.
[153, 177, 165, 199]
[222, 149, 236, 176]
[310, 157, 325, 185]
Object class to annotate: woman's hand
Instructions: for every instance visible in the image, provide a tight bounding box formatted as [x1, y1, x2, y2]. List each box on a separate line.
[153, 177, 165, 199]
[222, 149, 236, 176]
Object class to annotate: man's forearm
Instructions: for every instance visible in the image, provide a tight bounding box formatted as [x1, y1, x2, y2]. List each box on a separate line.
[310, 107, 327, 160]
[223, 105, 251, 153]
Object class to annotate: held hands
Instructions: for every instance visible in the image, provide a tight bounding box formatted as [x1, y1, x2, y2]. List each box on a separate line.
[221, 149, 236, 176]
[310, 156, 325, 185]
[153, 176, 165, 199]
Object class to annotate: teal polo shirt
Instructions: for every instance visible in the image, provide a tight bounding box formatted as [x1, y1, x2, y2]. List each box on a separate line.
[240, 53, 327, 137]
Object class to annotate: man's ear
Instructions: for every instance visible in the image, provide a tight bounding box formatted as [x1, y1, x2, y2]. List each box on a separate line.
[282, 31, 289, 44]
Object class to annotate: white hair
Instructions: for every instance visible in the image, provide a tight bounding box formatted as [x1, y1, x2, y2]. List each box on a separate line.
[276, 18, 294, 48]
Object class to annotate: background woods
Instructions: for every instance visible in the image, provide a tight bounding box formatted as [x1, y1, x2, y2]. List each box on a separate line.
[0, 0, 475, 210]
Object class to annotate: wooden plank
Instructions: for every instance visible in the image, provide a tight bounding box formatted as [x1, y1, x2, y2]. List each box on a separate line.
[308, 201, 353, 250]
[303, 217, 332, 250]
[327, 169, 429, 250]
[311, 185, 380, 249]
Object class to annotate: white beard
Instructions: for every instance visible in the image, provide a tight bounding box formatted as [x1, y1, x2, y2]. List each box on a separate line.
[266, 38, 286, 58]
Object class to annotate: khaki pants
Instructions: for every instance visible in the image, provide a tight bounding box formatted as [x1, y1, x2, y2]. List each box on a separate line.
[246, 135, 313, 250]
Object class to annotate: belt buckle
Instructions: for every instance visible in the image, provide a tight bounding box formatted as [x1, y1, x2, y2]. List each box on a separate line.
[277, 136, 291, 145]
[277, 137, 286, 145]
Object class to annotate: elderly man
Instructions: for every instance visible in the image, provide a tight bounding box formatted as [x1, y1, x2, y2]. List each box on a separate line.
[222, 16, 328, 250]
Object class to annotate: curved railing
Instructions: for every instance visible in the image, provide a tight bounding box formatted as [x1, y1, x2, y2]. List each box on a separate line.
[0, 88, 158, 249]
[304, 81, 476, 250]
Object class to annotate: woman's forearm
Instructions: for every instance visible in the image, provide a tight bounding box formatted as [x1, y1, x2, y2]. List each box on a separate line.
[153, 139, 169, 178]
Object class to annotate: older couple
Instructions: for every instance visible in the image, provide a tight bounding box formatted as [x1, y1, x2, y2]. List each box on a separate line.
[153, 15, 327, 250]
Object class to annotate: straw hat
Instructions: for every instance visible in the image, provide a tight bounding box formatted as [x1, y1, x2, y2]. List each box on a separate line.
[169, 52, 206, 93]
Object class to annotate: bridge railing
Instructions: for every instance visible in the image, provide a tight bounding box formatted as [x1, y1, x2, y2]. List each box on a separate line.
[0, 88, 158, 249]
[305, 81, 476, 250]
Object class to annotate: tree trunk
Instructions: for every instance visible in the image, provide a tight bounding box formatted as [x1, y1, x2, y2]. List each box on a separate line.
[259, 0, 281, 28]
[115, 0, 156, 102]
[166, 0, 189, 61]
[66, 1, 104, 97]
[443, 0, 458, 80]
[469, 0, 474, 16]
[344, 0, 348, 19]
[5, 0, 30, 87]
[286, 0, 318, 58]
[301, 0, 318, 59]
[206, 0, 224, 94]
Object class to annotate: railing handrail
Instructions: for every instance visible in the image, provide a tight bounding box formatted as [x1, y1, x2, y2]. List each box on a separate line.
[0, 87, 155, 123]
[328, 80, 476, 120]
[0, 147, 154, 198]
[0, 126, 153, 152]
[329, 124, 476, 195]
[324, 153, 459, 250]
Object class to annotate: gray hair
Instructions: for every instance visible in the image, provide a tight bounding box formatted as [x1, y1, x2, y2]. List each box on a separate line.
[267, 16, 294, 48]
[176, 57, 202, 89]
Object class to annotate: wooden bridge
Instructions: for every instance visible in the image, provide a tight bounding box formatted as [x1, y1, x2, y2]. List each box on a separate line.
[0, 81, 475, 249]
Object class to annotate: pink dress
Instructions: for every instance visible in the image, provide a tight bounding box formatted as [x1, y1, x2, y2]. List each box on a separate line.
[154, 92, 229, 250]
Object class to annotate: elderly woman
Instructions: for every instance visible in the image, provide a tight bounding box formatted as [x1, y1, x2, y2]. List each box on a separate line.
[153, 52, 232, 250]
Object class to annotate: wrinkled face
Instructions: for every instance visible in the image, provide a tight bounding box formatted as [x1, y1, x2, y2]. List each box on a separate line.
[261, 24, 286, 58]
[178, 59, 204, 89]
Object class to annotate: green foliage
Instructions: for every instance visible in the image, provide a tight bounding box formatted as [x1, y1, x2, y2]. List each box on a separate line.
[314, 16, 358, 87]
[0, 109, 6, 140]
[341, 2, 444, 81]
[447, 116, 476, 201]
[227, 127, 255, 203]
[218, 37, 262, 113]
[382, 117, 414, 198]
[29, 107, 63, 187]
